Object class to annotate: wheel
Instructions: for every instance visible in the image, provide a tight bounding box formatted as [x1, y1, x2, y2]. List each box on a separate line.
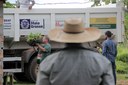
[14, 73, 30, 82]
[25, 56, 39, 82]
[29, 57, 39, 82]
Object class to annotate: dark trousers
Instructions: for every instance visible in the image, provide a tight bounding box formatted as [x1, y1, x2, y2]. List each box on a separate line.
[111, 62, 116, 85]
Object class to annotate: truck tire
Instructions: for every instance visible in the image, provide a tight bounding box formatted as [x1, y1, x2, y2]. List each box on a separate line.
[14, 73, 30, 82]
[26, 56, 39, 82]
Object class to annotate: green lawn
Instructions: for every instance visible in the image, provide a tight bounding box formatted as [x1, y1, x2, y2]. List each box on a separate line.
[117, 73, 128, 80]
[6, 73, 128, 85]
[14, 82, 35, 85]
[14, 83, 34, 85]
[6, 77, 35, 85]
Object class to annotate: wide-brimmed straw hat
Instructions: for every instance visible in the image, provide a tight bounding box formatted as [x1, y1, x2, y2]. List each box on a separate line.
[48, 18, 101, 43]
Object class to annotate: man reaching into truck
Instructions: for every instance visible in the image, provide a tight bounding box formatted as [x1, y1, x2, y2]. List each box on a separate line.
[16, 0, 35, 10]
[36, 36, 51, 64]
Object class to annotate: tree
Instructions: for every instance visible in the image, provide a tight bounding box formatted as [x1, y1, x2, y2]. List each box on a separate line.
[91, 0, 116, 6]
[3, 1, 15, 8]
[91, 0, 128, 10]
[104, 0, 110, 5]
[111, 0, 116, 3]
[91, 0, 101, 7]
[123, 0, 128, 9]
[91, 0, 128, 41]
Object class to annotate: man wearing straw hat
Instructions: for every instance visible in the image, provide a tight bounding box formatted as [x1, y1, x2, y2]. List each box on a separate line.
[36, 18, 114, 85]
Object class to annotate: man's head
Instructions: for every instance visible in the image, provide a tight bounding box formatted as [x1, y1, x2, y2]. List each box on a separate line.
[48, 18, 101, 43]
[105, 31, 113, 38]
[42, 36, 49, 44]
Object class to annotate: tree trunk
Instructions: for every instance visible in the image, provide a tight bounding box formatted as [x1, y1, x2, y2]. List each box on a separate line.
[127, 2, 128, 9]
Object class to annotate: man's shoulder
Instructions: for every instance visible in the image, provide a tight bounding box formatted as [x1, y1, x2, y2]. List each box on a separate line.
[103, 39, 108, 43]
[48, 43, 51, 46]
[86, 50, 110, 63]
[102, 40, 108, 45]
[44, 43, 51, 47]
[112, 40, 117, 45]
[40, 52, 60, 65]
[43, 51, 60, 60]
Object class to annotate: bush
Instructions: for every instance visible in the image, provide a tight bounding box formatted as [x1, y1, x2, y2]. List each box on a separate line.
[117, 53, 128, 63]
[27, 33, 42, 42]
[116, 44, 128, 74]
[116, 44, 128, 63]
[116, 60, 128, 74]
[26, 33, 42, 46]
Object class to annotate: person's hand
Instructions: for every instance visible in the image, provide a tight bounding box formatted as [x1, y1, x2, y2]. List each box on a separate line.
[36, 43, 40, 47]
[28, 5, 33, 10]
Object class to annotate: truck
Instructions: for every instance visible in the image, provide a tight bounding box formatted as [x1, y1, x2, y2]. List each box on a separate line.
[3, 2, 124, 82]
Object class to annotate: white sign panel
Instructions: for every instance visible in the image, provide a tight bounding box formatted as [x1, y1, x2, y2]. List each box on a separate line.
[20, 19, 45, 29]
[4, 19, 12, 29]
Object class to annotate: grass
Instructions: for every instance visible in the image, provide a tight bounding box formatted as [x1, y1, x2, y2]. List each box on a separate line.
[5, 73, 128, 85]
[14, 83, 34, 85]
[6, 77, 35, 85]
[117, 73, 128, 80]
[13, 82, 35, 85]
[12, 74, 128, 85]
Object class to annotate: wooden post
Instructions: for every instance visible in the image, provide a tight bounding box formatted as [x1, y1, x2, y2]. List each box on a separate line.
[10, 74, 13, 85]
[0, 1, 3, 85]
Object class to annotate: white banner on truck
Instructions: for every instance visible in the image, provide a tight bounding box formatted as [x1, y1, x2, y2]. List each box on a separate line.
[20, 19, 45, 29]
[4, 19, 12, 29]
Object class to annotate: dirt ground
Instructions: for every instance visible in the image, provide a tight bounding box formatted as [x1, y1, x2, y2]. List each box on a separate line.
[117, 80, 128, 85]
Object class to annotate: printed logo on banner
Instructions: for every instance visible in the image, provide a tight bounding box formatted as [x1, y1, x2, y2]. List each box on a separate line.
[56, 21, 64, 28]
[20, 19, 30, 29]
[30, 19, 45, 28]
[20, 19, 45, 29]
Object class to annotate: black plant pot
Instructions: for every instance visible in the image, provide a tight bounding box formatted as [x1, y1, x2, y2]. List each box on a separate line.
[27, 39, 42, 46]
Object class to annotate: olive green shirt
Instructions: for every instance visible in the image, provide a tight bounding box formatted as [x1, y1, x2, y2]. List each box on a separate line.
[38, 43, 51, 62]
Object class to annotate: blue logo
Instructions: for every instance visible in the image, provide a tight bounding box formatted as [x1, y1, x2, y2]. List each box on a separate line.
[20, 19, 30, 29]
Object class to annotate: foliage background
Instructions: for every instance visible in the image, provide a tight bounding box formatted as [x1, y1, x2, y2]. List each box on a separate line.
[3, 1, 15, 8]
[116, 12, 128, 74]
[116, 44, 128, 74]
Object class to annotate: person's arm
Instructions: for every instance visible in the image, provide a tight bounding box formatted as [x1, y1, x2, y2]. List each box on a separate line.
[16, 0, 20, 8]
[115, 47, 117, 57]
[114, 44, 117, 57]
[36, 53, 58, 85]
[37, 44, 51, 53]
[37, 44, 46, 52]
[29, 0, 35, 9]
[36, 60, 51, 85]
[36, 67, 50, 85]
[102, 42, 107, 56]
[100, 63, 115, 85]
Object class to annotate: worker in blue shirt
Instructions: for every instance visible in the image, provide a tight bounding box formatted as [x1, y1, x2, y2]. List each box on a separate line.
[102, 31, 117, 85]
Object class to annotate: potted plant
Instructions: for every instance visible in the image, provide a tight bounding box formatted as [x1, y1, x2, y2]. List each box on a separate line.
[27, 33, 42, 46]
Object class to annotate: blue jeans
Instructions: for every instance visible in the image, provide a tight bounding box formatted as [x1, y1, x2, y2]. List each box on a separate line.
[111, 62, 116, 85]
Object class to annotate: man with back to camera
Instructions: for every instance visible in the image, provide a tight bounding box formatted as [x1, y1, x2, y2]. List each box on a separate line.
[16, 0, 35, 10]
[36, 18, 115, 85]
[102, 31, 117, 84]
